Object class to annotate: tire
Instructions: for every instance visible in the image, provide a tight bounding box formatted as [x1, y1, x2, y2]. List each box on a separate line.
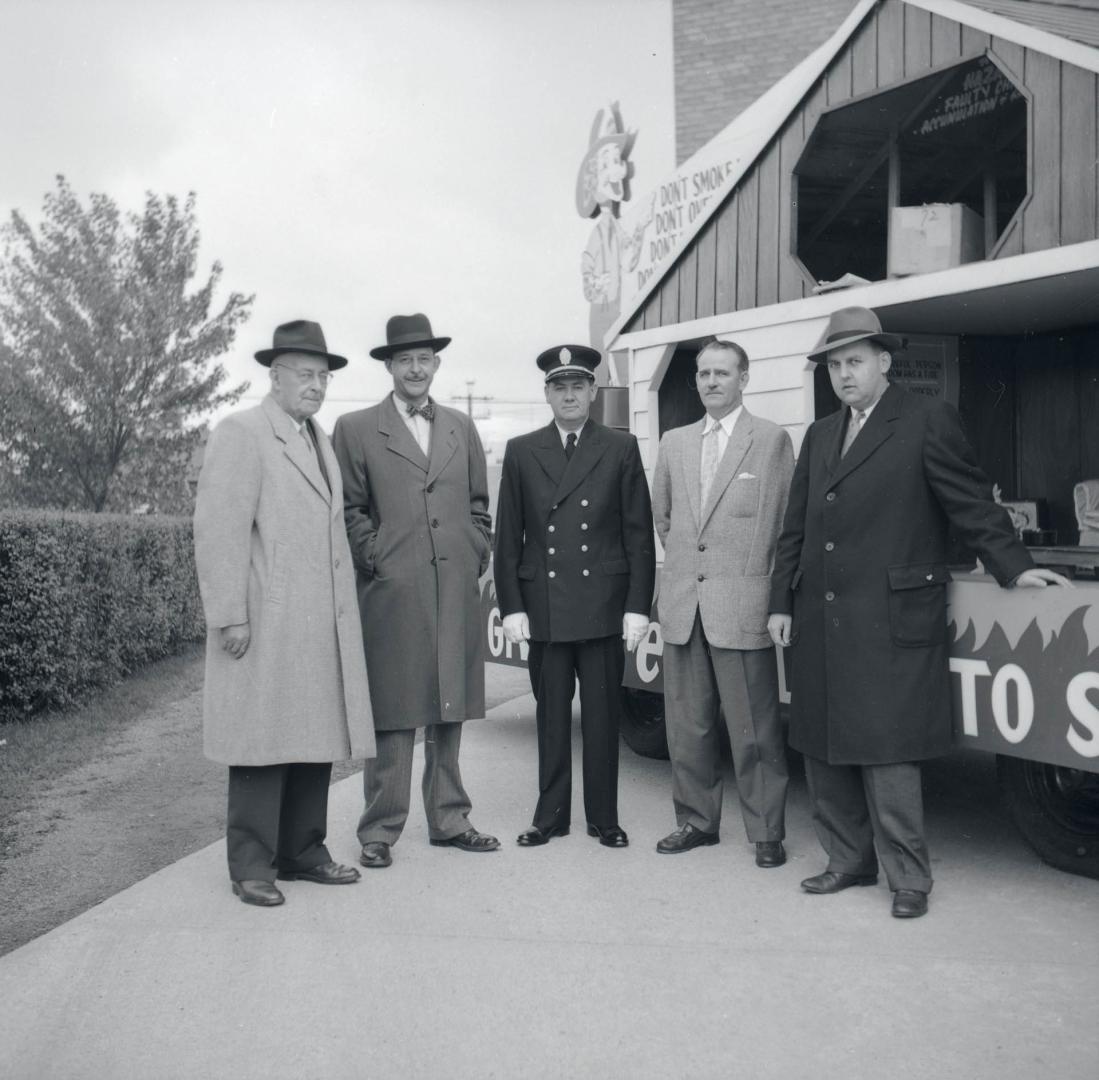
[619, 687, 669, 759]
[997, 755, 1099, 880]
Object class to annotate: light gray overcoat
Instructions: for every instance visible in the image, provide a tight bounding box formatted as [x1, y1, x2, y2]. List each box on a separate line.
[332, 395, 491, 731]
[193, 395, 375, 765]
[653, 408, 794, 650]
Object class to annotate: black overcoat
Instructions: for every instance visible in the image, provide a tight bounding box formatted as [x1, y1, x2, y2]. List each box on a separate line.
[769, 383, 1032, 765]
[494, 420, 655, 643]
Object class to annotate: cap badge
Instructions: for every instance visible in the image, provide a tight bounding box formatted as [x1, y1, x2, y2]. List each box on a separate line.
[559, 348, 571, 364]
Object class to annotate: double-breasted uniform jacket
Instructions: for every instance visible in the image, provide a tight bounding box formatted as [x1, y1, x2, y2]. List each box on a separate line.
[769, 383, 1033, 766]
[494, 420, 655, 642]
[194, 395, 376, 766]
[332, 395, 492, 731]
[653, 409, 794, 651]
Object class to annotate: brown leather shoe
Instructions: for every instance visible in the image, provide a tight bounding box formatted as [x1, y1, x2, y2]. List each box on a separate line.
[430, 828, 500, 852]
[277, 861, 360, 885]
[755, 840, 786, 868]
[231, 880, 285, 907]
[359, 842, 392, 869]
[891, 889, 929, 918]
[517, 823, 570, 847]
[800, 870, 878, 894]
[656, 823, 719, 854]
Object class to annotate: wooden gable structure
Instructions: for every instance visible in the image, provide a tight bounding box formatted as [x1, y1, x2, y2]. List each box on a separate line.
[624, 0, 1099, 334]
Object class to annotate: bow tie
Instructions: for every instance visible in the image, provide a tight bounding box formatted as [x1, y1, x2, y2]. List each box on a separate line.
[407, 402, 435, 421]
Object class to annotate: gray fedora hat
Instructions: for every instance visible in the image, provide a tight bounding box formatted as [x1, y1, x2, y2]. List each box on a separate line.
[807, 306, 904, 363]
[370, 313, 451, 360]
[254, 319, 348, 370]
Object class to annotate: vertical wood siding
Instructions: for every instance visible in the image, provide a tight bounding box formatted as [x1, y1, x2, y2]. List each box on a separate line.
[627, 0, 1099, 334]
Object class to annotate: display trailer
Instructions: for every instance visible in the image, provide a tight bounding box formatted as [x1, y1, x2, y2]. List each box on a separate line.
[484, 0, 1099, 880]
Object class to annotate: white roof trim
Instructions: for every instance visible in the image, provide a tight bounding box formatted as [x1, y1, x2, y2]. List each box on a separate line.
[602, 0, 879, 350]
[607, 0, 1099, 351]
[906, 0, 1099, 75]
[612, 239, 1099, 350]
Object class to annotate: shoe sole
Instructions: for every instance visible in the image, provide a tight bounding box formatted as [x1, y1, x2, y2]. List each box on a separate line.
[429, 839, 502, 851]
[275, 872, 360, 884]
[231, 883, 284, 907]
[656, 835, 720, 854]
[891, 906, 928, 918]
[801, 876, 879, 894]
[359, 853, 392, 869]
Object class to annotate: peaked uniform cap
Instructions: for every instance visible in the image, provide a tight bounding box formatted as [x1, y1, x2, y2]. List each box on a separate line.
[254, 319, 348, 370]
[536, 344, 600, 383]
[807, 306, 904, 363]
[370, 313, 451, 360]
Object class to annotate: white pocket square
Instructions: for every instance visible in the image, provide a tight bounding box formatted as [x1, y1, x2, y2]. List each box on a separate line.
[736, 472, 757, 480]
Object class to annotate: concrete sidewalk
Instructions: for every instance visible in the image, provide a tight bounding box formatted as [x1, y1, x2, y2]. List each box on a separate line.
[1, 693, 1096, 1080]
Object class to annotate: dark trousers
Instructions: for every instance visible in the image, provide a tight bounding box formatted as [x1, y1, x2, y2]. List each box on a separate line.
[527, 635, 623, 830]
[226, 763, 333, 882]
[358, 724, 472, 845]
[663, 613, 788, 841]
[804, 756, 933, 893]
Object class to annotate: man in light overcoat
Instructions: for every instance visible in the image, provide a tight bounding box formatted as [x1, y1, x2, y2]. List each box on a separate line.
[332, 313, 499, 869]
[768, 306, 1068, 918]
[653, 337, 794, 867]
[194, 319, 375, 907]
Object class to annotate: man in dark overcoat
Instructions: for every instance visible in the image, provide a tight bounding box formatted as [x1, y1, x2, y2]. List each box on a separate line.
[332, 313, 499, 868]
[768, 306, 1068, 918]
[494, 345, 655, 848]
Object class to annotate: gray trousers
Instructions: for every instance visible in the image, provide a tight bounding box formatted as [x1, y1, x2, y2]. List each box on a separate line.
[663, 613, 788, 841]
[804, 756, 933, 893]
[358, 724, 472, 845]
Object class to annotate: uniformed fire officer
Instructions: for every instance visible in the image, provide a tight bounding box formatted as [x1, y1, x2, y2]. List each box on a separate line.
[494, 344, 655, 848]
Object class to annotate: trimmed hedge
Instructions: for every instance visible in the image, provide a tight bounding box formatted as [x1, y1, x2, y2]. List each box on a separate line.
[0, 511, 205, 722]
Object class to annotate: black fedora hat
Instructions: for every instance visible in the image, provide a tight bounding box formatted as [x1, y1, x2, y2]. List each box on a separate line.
[370, 313, 451, 360]
[807, 306, 904, 363]
[254, 319, 348, 370]
[536, 344, 600, 383]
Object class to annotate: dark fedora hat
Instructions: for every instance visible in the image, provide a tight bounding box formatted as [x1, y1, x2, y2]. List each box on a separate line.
[536, 344, 600, 383]
[369, 313, 451, 360]
[254, 319, 348, 370]
[807, 306, 904, 363]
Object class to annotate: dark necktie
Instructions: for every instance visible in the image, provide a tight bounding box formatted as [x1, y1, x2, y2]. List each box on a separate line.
[565, 432, 577, 460]
[407, 402, 435, 421]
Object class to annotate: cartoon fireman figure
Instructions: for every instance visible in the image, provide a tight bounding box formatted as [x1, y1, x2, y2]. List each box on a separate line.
[577, 103, 654, 359]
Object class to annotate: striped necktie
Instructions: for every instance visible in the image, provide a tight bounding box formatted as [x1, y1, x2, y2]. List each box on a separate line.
[700, 424, 720, 506]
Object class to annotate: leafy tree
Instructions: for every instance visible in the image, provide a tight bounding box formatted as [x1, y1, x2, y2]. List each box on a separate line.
[0, 176, 253, 512]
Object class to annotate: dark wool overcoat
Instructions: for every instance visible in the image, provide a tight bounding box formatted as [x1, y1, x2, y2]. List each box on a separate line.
[769, 383, 1032, 765]
[493, 420, 655, 642]
[332, 395, 491, 731]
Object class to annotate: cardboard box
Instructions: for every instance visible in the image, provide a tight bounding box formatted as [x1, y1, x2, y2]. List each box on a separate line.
[888, 203, 985, 276]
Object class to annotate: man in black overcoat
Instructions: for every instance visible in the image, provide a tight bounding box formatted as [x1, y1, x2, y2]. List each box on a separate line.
[494, 345, 656, 848]
[768, 306, 1068, 918]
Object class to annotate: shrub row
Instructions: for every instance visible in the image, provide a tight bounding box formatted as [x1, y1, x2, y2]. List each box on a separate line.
[0, 511, 204, 723]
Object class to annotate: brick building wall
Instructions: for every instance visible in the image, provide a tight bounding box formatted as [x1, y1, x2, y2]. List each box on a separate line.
[674, 0, 856, 162]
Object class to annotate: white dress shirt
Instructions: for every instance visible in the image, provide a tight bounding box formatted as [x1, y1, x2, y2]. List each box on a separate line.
[394, 392, 432, 456]
[700, 404, 742, 483]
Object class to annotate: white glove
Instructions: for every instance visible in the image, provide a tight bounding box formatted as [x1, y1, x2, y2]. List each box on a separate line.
[502, 612, 530, 644]
[622, 612, 649, 653]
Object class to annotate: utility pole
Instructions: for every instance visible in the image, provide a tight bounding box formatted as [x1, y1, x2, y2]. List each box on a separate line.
[453, 380, 493, 420]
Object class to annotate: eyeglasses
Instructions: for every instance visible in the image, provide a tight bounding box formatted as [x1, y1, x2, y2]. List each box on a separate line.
[274, 364, 334, 387]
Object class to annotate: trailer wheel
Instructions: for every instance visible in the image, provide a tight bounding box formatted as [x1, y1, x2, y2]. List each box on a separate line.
[619, 688, 669, 760]
[997, 756, 1099, 880]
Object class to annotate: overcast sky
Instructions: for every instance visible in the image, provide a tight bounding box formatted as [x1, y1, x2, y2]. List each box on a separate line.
[1, 0, 674, 456]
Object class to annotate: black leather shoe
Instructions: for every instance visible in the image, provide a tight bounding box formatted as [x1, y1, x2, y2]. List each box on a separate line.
[517, 823, 570, 846]
[277, 860, 360, 885]
[755, 840, 786, 868]
[656, 823, 719, 854]
[891, 889, 929, 918]
[359, 842, 392, 869]
[587, 824, 629, 848]
[430, 828, 501, 852]
[800, 870, 878, 894]
[231, 880, 284, 907]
